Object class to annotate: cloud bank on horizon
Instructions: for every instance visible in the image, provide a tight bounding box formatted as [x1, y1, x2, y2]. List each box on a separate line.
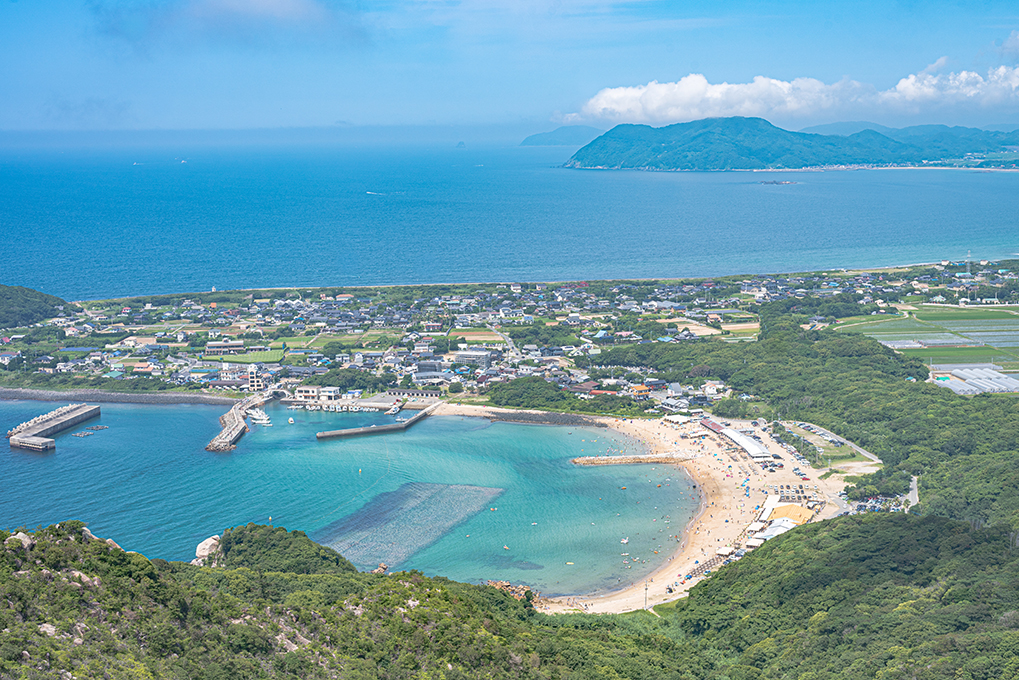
[568, 56, 1019, 127]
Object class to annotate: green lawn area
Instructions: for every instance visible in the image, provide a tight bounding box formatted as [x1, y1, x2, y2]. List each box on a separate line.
[270, 336, 316, 348]
[834, 314, 904, 327]
[913, 307, 1019, 321]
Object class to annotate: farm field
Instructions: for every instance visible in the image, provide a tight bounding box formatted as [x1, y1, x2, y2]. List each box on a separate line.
[452, 329, 503, 343]
[839, 305, 1019, 366]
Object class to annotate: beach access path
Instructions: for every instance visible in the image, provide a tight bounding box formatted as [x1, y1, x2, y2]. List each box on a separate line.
[434, 404, 850, 615]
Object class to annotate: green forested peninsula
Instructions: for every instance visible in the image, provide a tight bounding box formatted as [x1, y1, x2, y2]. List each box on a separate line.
[564, 117, 1019, 170]
[0, 285, 73, 329]
[6, 516, 1019, 679]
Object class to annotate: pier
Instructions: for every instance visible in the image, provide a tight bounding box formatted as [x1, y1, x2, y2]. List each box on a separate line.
[571, 451, 699, 466]
[205, 392, 273, 452]
[7, 404, 102, 451]
[316, 402, 440, 441]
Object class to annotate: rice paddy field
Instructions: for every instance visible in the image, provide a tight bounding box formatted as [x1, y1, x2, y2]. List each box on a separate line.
[838, 306, 1019, 369]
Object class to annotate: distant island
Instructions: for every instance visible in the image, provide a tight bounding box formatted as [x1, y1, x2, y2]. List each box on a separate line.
[520, 125, 603, 146]
[564, 116, 1019, 171]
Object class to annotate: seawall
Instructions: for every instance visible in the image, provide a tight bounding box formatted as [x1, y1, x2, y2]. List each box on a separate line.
[0, 387, 237, 406]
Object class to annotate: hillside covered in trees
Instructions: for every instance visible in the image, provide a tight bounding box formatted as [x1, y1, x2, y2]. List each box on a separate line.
[0, 285, 73, 329]
[565, 117, 1019, 170]
[6, 515, 1019, 679]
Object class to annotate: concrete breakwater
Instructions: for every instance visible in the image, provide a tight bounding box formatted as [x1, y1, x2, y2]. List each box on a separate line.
[317, 403, 440, 440]
[8, 403, 102, 451]
[572, 451, 699, 466]
[205, 393, 272, 452]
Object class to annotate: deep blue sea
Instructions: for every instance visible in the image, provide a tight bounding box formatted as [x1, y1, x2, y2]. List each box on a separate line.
[1, 144, 1018, 300]
[0, 400, 696, 596]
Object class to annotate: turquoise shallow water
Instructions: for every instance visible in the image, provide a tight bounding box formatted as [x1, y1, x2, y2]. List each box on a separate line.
[0, 400, 697, 596]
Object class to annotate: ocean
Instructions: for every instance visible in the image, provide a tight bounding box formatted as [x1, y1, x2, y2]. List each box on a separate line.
[0, 399, 697, 596]
[1, 144, 1018, 300]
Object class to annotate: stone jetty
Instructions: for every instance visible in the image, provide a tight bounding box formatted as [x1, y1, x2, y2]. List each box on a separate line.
[205, 393, 272, 452]
[571, 451, 699, 466]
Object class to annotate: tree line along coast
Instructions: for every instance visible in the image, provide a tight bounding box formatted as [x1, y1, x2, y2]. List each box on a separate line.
[5, 259, 1019, 677]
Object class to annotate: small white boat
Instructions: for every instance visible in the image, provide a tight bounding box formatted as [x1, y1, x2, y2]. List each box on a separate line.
[621, 538, 629, 544]
[288, 417, 294, 424]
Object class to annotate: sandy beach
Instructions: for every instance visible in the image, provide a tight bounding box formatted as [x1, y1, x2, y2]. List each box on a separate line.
[433, 403, 850, 614]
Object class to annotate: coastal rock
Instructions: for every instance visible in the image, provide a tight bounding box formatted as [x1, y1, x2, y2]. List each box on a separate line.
[39, 623, 57, 637]
[78, 526, 122, 550]
[67, 570, 101, 589]
[5, 532, 35, 550]
[191, 535, 221, 566]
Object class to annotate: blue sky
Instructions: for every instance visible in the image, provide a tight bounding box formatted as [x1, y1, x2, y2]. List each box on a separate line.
[2, 0, 1018, 131]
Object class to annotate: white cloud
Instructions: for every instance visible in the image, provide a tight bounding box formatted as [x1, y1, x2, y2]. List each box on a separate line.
[567, 63, 1019, 125]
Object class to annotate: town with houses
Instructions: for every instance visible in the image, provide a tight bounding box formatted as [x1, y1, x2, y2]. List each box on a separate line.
[3, 259, 1019, 407]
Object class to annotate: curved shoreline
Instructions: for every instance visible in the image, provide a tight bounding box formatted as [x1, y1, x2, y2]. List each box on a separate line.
[434, 404, 734, 610]
[435, 404, 845, 614]
[0, 387, 238, 406]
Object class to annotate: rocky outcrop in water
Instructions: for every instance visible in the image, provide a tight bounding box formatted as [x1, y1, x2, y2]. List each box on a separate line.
[191, 535, 222, 566]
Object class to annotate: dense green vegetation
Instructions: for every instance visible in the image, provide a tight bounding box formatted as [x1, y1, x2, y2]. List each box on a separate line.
[8, 515, 1019, 679]
[0, 285, 73, 329]
[583, 296, 1019, 524]
[566, 117, 1019, 170]
[217, 524, 358, 575]
[487, 375, 646, 416]
[664, 513, 1019, 679]
[0, 370, 184, 393]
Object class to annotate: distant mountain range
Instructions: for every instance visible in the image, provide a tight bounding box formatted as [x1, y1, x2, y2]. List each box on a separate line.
[564, 117, 1019, 171]
[520, 125, 603, 146]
